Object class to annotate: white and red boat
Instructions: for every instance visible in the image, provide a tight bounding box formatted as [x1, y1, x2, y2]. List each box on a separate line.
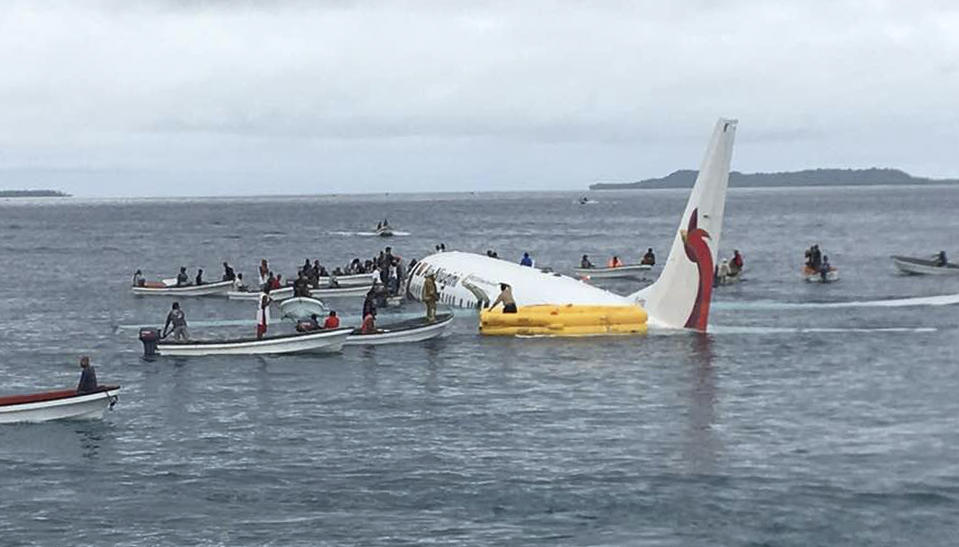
[0, 386, 120, 424]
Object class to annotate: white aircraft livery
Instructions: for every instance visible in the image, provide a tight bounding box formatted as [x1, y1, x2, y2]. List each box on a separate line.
[407, 118, 738, 331]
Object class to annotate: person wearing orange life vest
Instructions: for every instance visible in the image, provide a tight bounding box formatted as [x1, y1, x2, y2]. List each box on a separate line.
[323, 311, 340, 329]
[607, 256, 623, 268]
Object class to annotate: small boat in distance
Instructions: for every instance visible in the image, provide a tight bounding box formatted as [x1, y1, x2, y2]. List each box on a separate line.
[344, 313, 454, 346]
[0, 386, 120, 424]
[892, 255, 959, 276]
[132, 280, 234, 296]
[803, 265, 839, 283]
[573, 263, 651, 280]
[375, 218, 394, 237]
[146, 327, 353, 356]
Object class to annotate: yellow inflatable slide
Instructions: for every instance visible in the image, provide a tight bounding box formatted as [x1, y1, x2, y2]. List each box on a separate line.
[479, 304, 648, 336]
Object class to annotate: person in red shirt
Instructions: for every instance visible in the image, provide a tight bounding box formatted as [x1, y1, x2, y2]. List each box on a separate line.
[360, 313, 376, 334]
[323, 311, 340, 329]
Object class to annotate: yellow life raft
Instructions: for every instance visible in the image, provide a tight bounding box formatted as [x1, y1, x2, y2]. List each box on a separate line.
[479, 304, 648, 337]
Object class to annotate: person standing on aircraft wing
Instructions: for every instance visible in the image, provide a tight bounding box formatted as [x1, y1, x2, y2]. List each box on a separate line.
[422, 272, 439, 322]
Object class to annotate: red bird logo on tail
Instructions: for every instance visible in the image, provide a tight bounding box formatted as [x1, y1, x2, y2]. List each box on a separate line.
[681, 209, 713, 331]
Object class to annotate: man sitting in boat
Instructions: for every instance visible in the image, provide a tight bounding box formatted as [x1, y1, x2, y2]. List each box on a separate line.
[233, 273, 248, 292]
[717, 259, 731, 285]
[132, 269, 145, 287]
[323, 311, 340, 329]
[195, 268, 204, 286]
[641, 248, 656, 266]
[520, 252, 534, 267]
[360, 312, 377, 334]
[607, 256, 623, 268]
[163, 302, 189, 341]
[580, 255, 594, 268]
[489, 283, 517, 313]
[222, 262, 236, 281]
[729, 250, 744, 275]
[293, 271, 311, 297]
[296, 314, 321, 332]
[176, 267, 189, 287]
[936, 250, 948, 267]
[77, 356, 98, 394]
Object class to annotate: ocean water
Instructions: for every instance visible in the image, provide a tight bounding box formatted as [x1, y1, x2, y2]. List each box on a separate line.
[1, 185, 959, 545]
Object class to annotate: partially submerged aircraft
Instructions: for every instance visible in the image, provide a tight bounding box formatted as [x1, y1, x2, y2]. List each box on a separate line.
[407, 118, 738, 335]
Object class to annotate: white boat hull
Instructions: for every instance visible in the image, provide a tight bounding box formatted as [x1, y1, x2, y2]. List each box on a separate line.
[318, 273, 377, 287]
[279, 297, 328, 320]
[0, 387, 120, 424]
[132, 280, 234, 296]
[572, 264, 652, 279]
[156, 328, 352, 356]
[344, 314, 453, 346]
[228, 286, 294, 301]
[892, 256, 959, 276]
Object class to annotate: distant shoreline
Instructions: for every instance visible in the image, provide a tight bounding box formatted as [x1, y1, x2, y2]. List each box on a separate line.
[0, 189, 70, 198]
[589, 168, 959, 190]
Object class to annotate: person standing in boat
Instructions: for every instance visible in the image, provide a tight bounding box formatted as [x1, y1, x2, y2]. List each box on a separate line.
[819, 255, 832, 281]
[132, 269, 145, 287]
[195, 268, 204, 286]
[77, 356, 98, 394]
[422, 272, 438, 322]
[641, 248, 656, 266]
[176, 266, 189, 287]
[293, 271, 311, 297]
[222, 262, 236, 281]
[489, 283, 517, 313]
[257, 287, 272, 339]
[258, 259, 270, 289]
[936, 250, 948, 267]
[163, 302, 189, 341]
[580, 255, 594, 269]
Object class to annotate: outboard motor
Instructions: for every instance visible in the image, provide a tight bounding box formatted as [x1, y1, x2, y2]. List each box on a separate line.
[139, 327, 160, 358]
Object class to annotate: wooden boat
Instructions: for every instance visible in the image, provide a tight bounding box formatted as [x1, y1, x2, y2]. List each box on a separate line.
[0, 386, 120, 424]
[573, 263, 651, 279]
[278, 297, 328, 320]
[152, 327, 353, 356]
[132, 279, 233, 296]
[803, 265, 839, 283]
[344, 313, 453, 346]
[891, 255, 959, 276]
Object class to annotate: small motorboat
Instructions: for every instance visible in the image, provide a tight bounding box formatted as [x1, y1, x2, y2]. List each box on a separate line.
[145, 327, 353, 356]
[376, 225, 394, 237]
[132, 280, 234, 296]
[228, 286, 294, 301]
[891, 255, 959, 276]
[0, 386, 120, 424]
[803, 266, 839, 283]
[278, 296, 328, 320]
[573, 263, 652, 279]
[344, 313, 454, 346]
[317, 272, 378, 287]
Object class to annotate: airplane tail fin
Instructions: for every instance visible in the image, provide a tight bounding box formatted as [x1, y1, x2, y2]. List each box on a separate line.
[630, 118, 737, 330]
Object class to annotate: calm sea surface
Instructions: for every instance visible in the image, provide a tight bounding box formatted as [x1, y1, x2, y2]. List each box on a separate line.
[2, 186, 959, 545]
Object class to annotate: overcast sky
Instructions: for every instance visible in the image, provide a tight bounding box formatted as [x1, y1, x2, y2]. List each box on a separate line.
[1, 0, 957, 196]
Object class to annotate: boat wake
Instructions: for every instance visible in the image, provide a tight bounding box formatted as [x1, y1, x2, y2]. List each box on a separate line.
[712, 292, 959, 311]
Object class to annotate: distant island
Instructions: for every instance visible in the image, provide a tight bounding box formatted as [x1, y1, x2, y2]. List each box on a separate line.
[589, 168, 959, 190]
[0, 189, 70, 198]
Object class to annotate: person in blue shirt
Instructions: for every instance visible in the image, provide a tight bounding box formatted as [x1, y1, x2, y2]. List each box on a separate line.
[520, 252, 533, 267]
